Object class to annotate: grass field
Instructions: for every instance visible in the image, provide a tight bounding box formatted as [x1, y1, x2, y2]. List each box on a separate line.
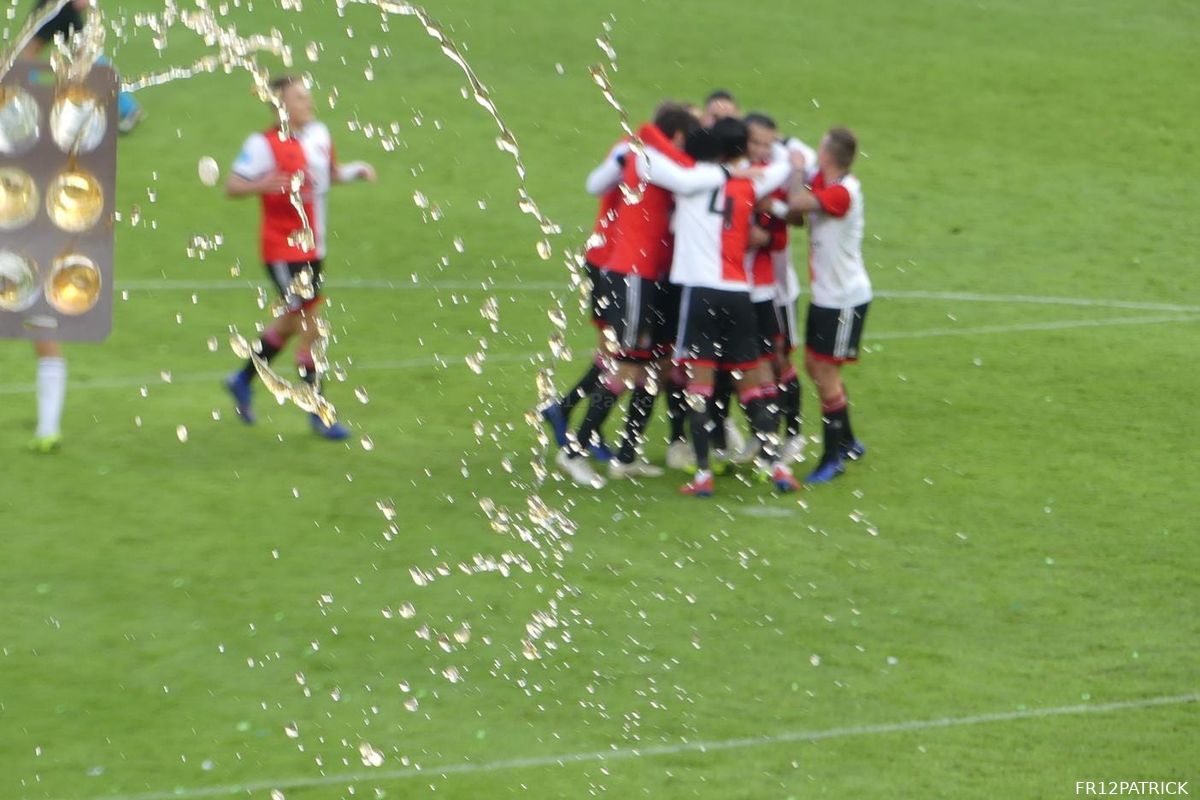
[2, 0, 1198, 798]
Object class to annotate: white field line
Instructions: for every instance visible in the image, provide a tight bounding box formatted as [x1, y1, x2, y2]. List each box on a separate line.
[112, 278, 1200, 314]
[0, 314, 1197, 396]
[89, 692, 1199, 800]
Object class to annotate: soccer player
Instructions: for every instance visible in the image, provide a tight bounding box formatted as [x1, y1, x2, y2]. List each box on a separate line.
[223, 75, 374, 440]
[540, 137, 630, 458]
[554, 102, 699, 488]
[745, 112, 809, 463]
[638, 118, 799, 496]
[24, 0, 143, 132]
[701, 90, 739, 126]
[786, 127, 870, 484]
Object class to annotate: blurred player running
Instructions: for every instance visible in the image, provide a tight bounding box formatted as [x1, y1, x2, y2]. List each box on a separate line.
[223, 75, 375, 440]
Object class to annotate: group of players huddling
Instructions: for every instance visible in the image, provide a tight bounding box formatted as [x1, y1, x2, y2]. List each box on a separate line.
[541, 91, 871, 496]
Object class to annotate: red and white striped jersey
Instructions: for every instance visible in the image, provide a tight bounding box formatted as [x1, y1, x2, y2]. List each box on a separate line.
[233, 128, 317, 263]
[747, 185, 789, 302]
[807, 171, 871, 308]
[638, 142, 791, 292]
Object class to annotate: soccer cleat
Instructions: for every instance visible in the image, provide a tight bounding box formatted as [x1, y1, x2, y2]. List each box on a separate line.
[609, 459, 665, 480]
[310, 413, 351, 440]
[679, 470, 714, 497]
[730, 436, 762, 465]
[588, 441, 615, 462]
[117, 107, 144, 134]
[805, 457, 847, 485]
[27, 433, 62, 454]
[723, 418, 746, 457]
[779, 434, 807, 464]
[665, 439, 696, 471]
[841, 439, 867, 462]
[555, 449, 606, 489]
[771, 463, 801, 492]
[224, 373, 255, 424]
[539, 403, 569, 447]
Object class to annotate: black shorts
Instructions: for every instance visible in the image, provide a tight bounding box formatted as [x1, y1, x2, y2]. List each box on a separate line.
[674, 286, 763, 370]
[594, 270, 673, 361]
[775, 299, 801, 354]
[34, 0, 83, 43]
[805, 302, 869, 363]
[265, 259, 324, 312]
[753, 300, 784, 357]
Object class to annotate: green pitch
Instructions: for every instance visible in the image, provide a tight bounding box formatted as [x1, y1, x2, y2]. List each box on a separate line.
[1, 0, 1197, 798]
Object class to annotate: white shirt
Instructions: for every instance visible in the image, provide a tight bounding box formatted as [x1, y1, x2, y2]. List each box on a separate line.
[638, 142, 791, 292]
[807, 172, 871, 308]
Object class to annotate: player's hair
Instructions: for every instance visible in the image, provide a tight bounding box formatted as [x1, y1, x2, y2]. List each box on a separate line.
[654, 101, 701, 140]
[269, 74, 302, 94]
[826, 127, 857, 169]
[705, 89, 736, 105]
[744, 112, 777, 131]
[684, 127, 723, 162]
[711, 117, 748, 160]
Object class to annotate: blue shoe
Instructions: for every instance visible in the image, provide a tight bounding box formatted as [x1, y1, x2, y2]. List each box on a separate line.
[311, 413, 350, 440]
[841, 439, 867, 461]
[540, 404, 569, 447]
[224, 373, 255, 424]
[588, 442, 614, 462]
[804, 457, 846, 485]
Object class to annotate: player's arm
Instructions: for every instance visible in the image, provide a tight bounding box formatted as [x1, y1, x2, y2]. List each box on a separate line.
[637, 146, 727, 196]
[226, 133, 289, 197]
[748, 225, 771, 249]
[330, 141, 377, 184]
[585, 141, 629, 196]
[789, 183, 851, 219]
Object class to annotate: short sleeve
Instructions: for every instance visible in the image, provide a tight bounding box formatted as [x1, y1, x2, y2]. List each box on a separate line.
[813, 184, 851, 217]
[232, 133, 274, 180]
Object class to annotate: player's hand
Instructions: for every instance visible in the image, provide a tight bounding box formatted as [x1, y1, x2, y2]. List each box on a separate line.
[258, 172, 293, 194]
[359, 164, 378, 182]
[789, 149, 808, 172]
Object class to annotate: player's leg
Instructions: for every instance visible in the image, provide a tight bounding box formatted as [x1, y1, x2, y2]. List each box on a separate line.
[31, 340, 66, 452]
[664, 361, 693, 469]
[803, 303, 869, 484]
[225, 262, 302, 422]
[680, 361, 716, 496]
[612, 282, 674, 478]
[775, 300, 805, 462]
[676, 288, 723, 496]
[295, 301, 349, 441]
[543, 263, 608, 443]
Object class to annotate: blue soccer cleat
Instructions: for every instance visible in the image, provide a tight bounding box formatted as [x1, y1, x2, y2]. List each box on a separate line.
[310, 413, 350, 440]
[588, 441, 614, 462]
[841, 439, 867, 461]
[224, 372, 255, 424]
[805, 456, 846, 485]
[540, 404, 569, 447]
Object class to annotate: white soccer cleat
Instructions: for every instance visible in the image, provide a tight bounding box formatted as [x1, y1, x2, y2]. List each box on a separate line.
[555, 449, 607, 489]
[779, 434, 806, 464]
[730, 436, 762, 465]
[665, 440, 696, 471]
[609, 459, 665, 480]
[723, 418, 747, 456]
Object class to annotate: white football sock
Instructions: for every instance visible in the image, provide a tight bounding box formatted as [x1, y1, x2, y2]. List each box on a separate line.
[36, 357, 67, 438]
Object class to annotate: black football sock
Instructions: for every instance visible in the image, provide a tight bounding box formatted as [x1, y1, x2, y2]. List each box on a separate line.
[840, 389, 857, 445]
[667, 378, 689, 442]
[780, 366, 802, 437]
[559, 357, 603, 418]
[573, 381, 622, 458]
[742, 388, 781, 463]
[617, 387, 657, 464]
[821, 403, 849, 464]
[239, 327, 288, 383]
[689, 406, 713, 472]
[711, 370, 734, 447]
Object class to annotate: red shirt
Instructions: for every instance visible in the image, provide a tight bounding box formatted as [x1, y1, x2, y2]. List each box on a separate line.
[603, 123, 694, 282]
[260, 129, 317, 263]
[750, 186, 789, 289]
